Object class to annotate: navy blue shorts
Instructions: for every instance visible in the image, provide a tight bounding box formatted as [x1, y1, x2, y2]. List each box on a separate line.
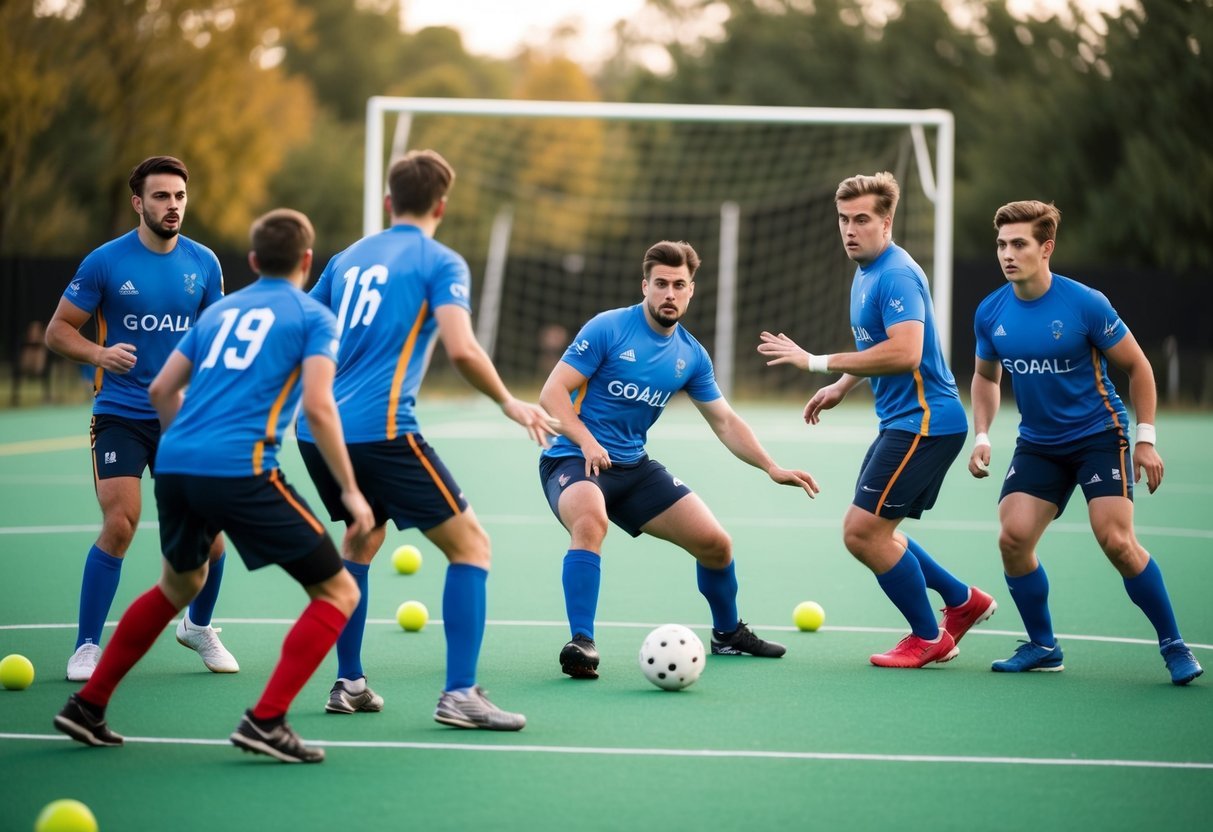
[854, 429, 965, 520]
[91, 414, 160, 480]
[539, 454, 692, 538]
[299, 433, 469, 533]
[155, 470, 341, 585]
[1000, 430, 1133, 518]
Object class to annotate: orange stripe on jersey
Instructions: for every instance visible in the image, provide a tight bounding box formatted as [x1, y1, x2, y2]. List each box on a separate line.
[406, 432, 461, 514]
[877, 433, 922, 515]
[93, 312, 108, 396]
[253, 367, 301, 475]
[269, 468, 324, 534]
[572, 380, 588, 414]
[89, 415, 100, 491]
[386, 302, 429, 441]
[1091, 346, 1130, 498]
[913, 368, 931, 436]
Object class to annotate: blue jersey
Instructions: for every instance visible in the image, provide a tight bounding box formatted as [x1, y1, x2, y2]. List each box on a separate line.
[541, 304, 721, 464]
[850, 243, 967, 436]
[155, 277, 338, 477]
[296, 225, 471, 443]
[62, 229, 223, 420]
[974, 274, 1130, 445]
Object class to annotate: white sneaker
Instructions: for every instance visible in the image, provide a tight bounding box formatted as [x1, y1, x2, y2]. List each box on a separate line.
[66, 642, 101, 682]
[434, 686, 526, 731]
[176, 612, 239, 673]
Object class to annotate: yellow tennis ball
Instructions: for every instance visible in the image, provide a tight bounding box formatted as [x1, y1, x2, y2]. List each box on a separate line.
[396, 600, 428, 632]
[35, 799, 98, 832]
[793, 601, 825, 632]
[0, 653, 35, 690]
[392, 544, 422, 575]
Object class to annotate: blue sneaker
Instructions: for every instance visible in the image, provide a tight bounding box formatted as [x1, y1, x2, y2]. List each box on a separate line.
[1160, 640, 1203, 686]
[991, 640, 1064, 673]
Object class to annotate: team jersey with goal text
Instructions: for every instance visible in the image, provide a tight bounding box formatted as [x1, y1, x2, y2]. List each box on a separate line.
[154, 277, 337, 477]
[62, 229, 223, 420]
[974, 273, 1130, 446]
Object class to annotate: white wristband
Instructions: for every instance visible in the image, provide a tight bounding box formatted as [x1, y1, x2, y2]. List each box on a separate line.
[974, 432, 991, 448]
[808, 353, 830, 373]
[1135, 423, 1156, 446]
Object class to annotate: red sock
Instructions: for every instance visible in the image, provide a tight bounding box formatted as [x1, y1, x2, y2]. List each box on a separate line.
[252, 599, 348, 721]
[80, 586, 179, 707]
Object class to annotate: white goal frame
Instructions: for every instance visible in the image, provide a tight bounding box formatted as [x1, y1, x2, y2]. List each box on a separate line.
[364, 97, 955, 371]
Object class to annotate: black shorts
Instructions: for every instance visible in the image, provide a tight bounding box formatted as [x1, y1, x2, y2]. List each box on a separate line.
[299, 433, 469, 532]
[1000, 430, 1133, 519]
[155, 470, 342, 585]
[91, 414, 160, 480]
[853, 429, 965, 520]
[539, 454, 692, 538]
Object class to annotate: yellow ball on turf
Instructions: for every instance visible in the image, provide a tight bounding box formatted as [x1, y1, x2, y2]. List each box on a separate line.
[0, 653, 35, 690]
[35, 799, 98, 832]
[793, 601, 825, 632]
[392, 544, 422, 575]
[396, 600, 428, 632]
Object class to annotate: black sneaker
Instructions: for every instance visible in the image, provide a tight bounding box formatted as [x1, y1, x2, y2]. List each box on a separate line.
[559, 634, 600, 679]
[229, 711, 325, 763]
[53, 693, 124, 747]
[711, 620, 786, 657]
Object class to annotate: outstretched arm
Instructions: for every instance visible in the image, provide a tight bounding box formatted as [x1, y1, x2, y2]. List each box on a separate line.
[691, 397, 819, 497]
[757, 322, 923, 377]
[434, 305, 556, 447]
[1105, 332, 1163, 493]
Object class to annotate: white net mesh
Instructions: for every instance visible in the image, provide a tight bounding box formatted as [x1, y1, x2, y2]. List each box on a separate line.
[371, 103, 944, 398]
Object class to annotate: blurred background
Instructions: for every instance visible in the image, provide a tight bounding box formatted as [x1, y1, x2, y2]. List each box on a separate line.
[2, 0, 1210, 407]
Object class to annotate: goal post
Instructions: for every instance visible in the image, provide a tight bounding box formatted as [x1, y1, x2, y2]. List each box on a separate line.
[364, 97, 954, 396]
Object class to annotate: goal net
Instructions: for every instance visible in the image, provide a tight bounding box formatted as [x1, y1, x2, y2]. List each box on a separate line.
[364, 98, 953, 399]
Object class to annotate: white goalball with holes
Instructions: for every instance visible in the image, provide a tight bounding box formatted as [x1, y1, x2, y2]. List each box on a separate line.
[639, 624, 706, 691]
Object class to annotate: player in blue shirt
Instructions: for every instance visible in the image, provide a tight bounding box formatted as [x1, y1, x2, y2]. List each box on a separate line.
[45, 156, 237, 683]
[53, 209, 375, 763]
[969, 200, 1202, 684]
[541, 240, 819, 680]
[759, 172, 997, 669]
[297, 149, 552, 730]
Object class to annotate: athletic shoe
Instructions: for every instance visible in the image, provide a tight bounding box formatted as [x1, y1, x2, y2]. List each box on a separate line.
[176, 612, 239, 673]
[53, 693, 124, 747]
[870, 631, 959, 668]
[325, 678, 385, 714]
[230, 711, 324, 763]
[991, 640, 1064, 672]
[711, 620, 787, 657]
[434, 686, 526, 731]
[941, 586, 998, 644]
[1161, 640, 1204, 686]
[560, 634, 600, 679]
[65, 642, 101, 682]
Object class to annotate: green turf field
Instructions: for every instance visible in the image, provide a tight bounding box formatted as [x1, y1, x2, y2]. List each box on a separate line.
[1, 400, 1210, 831]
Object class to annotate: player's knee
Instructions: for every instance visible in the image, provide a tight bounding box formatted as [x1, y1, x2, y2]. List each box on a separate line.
[568, 513, 608, 547]
[323, 569, 361, 616]
[100, 513, 139, 551]
[841, 524, 875, 560]
[1095, 529, 1137, 567]
[997, 528, 1032, 559]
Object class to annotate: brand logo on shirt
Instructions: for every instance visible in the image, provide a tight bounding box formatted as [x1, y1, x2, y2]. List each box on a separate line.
[860, 291, 867, 307]
[888, 297, 904, 314]
[571, 339, 590, 355]
[606, 380, 671, 408]
[183, 273, 197, 295]
[1104, 318, 1121, 338]
[104, 451, 117, 465]
[674, 358, 686, 378]
[69, 281, 82, 294]
[450, 283, 469, 299]
[619, 349, 636, 362]
[1000, 358, 1076, 375]
[851, 326, 875, 343]
[994, 325, 1007, 337]
[123, 314, 192, 332]
[119, 280, 139, 296]
[1050, 320, 1064, 340]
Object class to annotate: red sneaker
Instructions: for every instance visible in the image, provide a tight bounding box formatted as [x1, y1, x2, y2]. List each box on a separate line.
[941, 587, 997, 644]
[870, 631, 958, 668]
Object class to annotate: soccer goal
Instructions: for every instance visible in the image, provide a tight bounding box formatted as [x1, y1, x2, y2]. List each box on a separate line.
[364, 97, 953, 397]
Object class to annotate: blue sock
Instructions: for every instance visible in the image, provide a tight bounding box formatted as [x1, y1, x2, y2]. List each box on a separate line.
[562, 549, 601, 640]
[187, 551, 225, 627]
[1123, 557, 1182, 647]
[875, 553, 939, 639]
[77, 545, 123, 649]
[1005, 564, 1055, 647]
[904, 537, 969, 608]
[444, 563, 487, 691]
[335, 560, 370, 681]
[696, 561, 740, 633]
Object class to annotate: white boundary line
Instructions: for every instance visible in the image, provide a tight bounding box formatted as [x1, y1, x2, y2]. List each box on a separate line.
[2, 731, 1210, 770]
